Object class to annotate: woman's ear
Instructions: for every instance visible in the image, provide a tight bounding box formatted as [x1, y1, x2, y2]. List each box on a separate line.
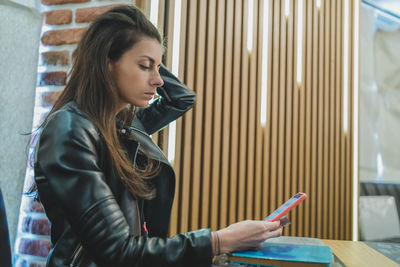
[108, 61, 113, 73]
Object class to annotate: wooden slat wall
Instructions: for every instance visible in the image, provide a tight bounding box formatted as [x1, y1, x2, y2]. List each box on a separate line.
[135, 0, 356, 240]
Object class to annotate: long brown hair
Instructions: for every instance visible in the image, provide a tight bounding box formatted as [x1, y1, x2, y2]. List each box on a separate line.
[44, 5, 162, 199]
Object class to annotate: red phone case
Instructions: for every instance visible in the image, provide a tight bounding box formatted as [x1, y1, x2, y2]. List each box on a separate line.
[265, 192, 307, 222]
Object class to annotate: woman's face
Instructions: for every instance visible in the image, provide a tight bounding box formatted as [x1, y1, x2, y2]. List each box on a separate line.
[110, 37, 164, 109]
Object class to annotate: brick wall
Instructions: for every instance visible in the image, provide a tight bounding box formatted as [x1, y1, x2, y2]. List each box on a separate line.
[14, 0, 132, 266]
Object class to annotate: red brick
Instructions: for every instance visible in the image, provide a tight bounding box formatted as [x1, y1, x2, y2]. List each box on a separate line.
[41, 51, 69, 66]
[21, 197, 45, 213]
[21, 216, 31, 233]
[14, 258, 27, 267]
[18, 238, 51, 258]
[44, 10, 72, 25]
[42, 0, 88, 5]
[39, 72, 67, 86]
[42, 90, 63, 107]
[15, 258, 46, 267]
[21, 216, 50, 235]
[31, 219, 51, 236]
[76, 4, 121, 23]
[41, 28, 87, 46]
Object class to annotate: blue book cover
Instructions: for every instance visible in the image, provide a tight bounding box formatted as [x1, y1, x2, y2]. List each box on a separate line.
[230, 242, 333, 266]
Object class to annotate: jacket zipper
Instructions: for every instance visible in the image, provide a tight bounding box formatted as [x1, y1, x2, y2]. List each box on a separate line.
[69, 244, 83, 267]
[129, 126, 150, 138]
[129, 126, 166, 157]
[133, 143, 140, 168]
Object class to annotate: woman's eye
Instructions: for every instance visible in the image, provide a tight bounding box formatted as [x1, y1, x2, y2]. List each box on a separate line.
[139, 65, 151, 70]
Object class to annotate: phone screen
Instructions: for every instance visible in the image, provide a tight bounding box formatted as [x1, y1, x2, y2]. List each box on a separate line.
[265, 193, 306, 221]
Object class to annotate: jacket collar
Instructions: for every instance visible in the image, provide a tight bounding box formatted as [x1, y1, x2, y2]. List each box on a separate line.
[59, 101, 171, 166]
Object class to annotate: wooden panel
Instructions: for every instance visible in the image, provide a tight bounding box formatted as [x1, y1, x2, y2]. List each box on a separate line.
[237, 0, 249, 222]
[334, 0, 342, 240]
[277, 0, 287, 222]
[316, 0, 324, 239]
[289, 0, 299, 237]
[284, 0, 295, 227]
[174, 0, 189, 235]
[190, 0, 207, 231]
[262, 0, 274, 224]
[179, 0, 195, 234]
[164, 0, 179, 236]
[157, 0, 165, 34]
[310, 0, 318, 239]
[323, 0, 330, 239]
[157, 0, 168, 154]
[348, 0, 355, 240]
[304, 0, 313, 238]
[229, 0, 243, 225]
[135, 0, 150, 16]
[254, 0, 264, 221]
[297, 0, 306, 237]
[245, 0, 257, 221]
[269, 0, 281, 223]
[328, 0, 335, 239]
[201, 0, 216, 229]
[220, 0, 234, 228]
[210, 0, 225, 229]
[340, 0, 346, 241]
[163, 0, 174, 69]
[161, 0, 357, 240]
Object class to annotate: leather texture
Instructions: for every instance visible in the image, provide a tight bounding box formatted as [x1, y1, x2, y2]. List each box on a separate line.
[0, 188, 12, 267]
[34, 65, 213, 267]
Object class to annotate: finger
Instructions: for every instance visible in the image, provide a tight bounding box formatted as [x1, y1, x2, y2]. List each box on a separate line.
[267, 227, 283, 239]
[264, 220, 281, 230]
[255, 241, 265, 249]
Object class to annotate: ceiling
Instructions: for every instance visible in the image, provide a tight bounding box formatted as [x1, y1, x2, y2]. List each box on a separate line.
[364, 0, 400, 18]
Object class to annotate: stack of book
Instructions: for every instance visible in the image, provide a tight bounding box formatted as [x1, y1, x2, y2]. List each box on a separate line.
[227, 236, 334, 267]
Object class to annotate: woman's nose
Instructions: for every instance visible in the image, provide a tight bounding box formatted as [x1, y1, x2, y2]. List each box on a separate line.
[151, 71, 164, 87]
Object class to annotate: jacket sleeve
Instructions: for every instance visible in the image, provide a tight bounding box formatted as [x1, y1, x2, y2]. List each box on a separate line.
[35, 111, 212, 267]
[135, 64, 196, 135]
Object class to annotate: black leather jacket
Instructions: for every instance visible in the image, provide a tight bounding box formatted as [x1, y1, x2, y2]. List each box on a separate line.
[34, 66, 213, 267]
[0, 188, 12, 267]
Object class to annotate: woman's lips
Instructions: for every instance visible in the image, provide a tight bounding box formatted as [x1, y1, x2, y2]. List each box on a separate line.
[144, 92, 155, 100]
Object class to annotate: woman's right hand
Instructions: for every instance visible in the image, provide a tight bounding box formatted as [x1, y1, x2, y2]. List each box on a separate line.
[212, 220, 282, 255]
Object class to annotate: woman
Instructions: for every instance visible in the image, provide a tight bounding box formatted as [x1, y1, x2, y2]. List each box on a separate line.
[34, 5, 282, 267]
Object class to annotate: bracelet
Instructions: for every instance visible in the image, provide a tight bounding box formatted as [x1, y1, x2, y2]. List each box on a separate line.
[212, 232, 217, 256]
[213, 231, 221, 255]
[217, 232, 221, 255]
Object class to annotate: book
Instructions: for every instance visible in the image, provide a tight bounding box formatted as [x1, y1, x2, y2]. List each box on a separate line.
[227, 237, 334, 267]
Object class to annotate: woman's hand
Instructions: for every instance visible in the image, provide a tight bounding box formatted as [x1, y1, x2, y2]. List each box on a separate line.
[212, 220, 282, 255]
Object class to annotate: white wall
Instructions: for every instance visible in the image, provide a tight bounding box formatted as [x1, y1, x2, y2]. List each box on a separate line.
[359, 4, 379, 182]
[0, 0, 42, 249]
[359, 3, 400, 184]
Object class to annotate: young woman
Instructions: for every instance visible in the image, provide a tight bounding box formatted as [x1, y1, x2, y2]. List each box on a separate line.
[33, 5, 282, 267]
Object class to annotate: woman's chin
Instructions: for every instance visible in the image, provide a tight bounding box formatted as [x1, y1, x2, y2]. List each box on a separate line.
[136, 101, 151, 108]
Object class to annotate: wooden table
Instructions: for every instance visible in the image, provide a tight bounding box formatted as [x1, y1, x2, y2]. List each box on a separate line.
[322, 240, 399, 267]
[213, 240, 400, 266]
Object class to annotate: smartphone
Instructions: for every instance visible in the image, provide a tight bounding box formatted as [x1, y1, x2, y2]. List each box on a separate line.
[265, 192, 307, 222]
